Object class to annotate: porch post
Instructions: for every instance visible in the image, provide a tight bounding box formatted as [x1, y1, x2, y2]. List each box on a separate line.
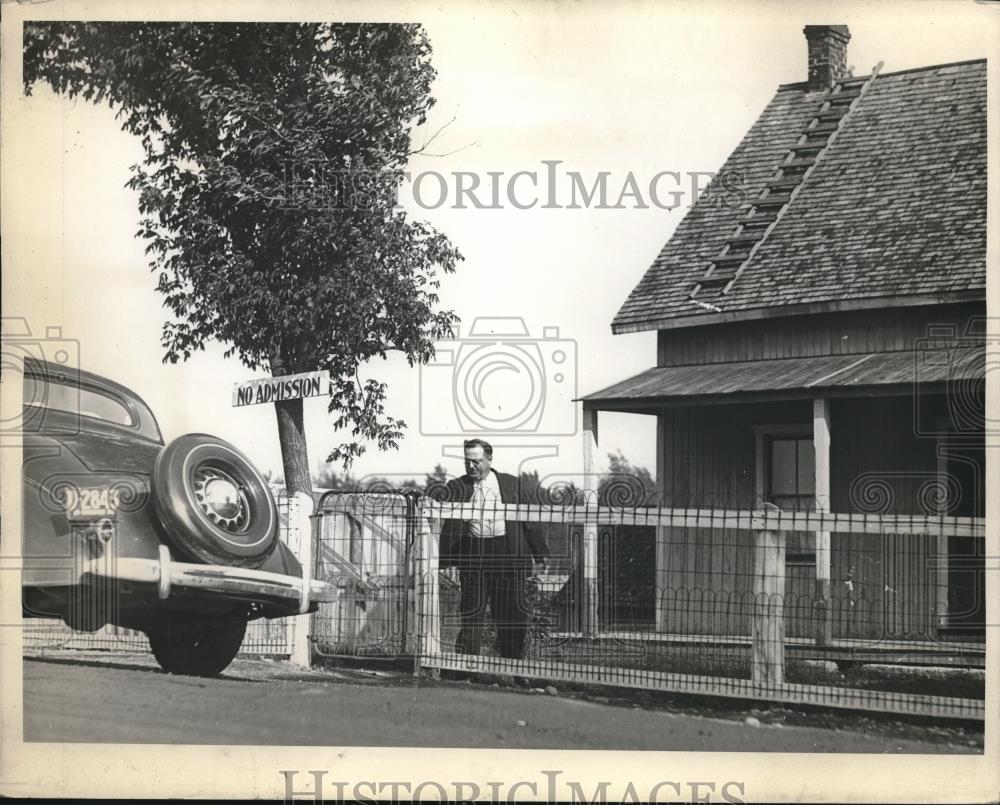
[934, 441, 949, 632]
[655, 413, 668, 632]
[813, 398, 833, 646]
[582, 406, 600, 635]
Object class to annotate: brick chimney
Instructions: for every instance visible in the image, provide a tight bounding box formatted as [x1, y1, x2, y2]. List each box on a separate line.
[803, 25, 851, 91]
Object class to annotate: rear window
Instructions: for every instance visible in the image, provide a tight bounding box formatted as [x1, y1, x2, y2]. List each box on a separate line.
[43, 382, 135, 427]
[23, 371, 143, 432]
[21, 362, 163, 442]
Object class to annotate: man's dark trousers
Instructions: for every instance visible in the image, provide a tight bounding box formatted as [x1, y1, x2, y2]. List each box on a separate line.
[457, 534, 530, 659]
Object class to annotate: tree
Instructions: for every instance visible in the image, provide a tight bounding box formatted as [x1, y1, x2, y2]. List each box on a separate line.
[312, 466, 352, 492]
[24, 22, 462, 496]
[423, 463, 450, 488]
[600, 450, 656, 506]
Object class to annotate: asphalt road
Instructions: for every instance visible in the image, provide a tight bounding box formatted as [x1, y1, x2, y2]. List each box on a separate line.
[22, 653, 980, 752]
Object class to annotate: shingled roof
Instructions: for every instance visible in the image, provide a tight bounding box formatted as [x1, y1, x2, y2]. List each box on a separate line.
[612, 58, 986, 335]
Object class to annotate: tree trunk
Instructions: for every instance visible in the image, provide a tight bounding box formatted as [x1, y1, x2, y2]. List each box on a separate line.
[274, 397, 313, 499]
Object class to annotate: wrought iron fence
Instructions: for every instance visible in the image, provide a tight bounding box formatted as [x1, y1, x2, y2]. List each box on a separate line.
[22, 483, 987, 720]
[313, 491, 985, 720]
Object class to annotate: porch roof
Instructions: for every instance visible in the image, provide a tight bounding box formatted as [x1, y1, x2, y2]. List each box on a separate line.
[579, 345, 983, 411]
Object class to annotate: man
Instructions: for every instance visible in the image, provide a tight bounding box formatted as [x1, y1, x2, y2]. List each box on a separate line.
[440, 439, 549, 660]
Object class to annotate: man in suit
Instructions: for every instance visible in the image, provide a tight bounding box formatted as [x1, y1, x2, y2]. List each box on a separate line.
[439, 439, 549, 660]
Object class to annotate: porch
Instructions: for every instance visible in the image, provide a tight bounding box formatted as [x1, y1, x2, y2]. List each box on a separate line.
[578, 348, 986, 645]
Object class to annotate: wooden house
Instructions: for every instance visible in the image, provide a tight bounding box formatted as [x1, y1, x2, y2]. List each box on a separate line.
[580, 27, 986, 642]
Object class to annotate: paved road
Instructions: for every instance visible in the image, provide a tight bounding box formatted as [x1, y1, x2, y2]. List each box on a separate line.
[22, 654, 979, 752]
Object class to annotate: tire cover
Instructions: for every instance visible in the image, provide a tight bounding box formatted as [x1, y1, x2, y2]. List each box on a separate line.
[152, 433, 277, 567]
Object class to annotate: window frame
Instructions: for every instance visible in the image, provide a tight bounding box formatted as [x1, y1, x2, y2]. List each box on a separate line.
[24, 375, 157, 440]
[753, 423, 816, 565]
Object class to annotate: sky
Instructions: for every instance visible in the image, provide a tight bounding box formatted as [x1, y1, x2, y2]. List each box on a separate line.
[3, 0, 995, 489]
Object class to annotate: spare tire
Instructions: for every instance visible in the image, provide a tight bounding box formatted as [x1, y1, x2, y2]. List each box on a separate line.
[152, 433, 277, 568]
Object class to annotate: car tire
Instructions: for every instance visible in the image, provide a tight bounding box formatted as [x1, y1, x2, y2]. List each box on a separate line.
[152, 433, 278, 568]
[147, 618, 247, 677]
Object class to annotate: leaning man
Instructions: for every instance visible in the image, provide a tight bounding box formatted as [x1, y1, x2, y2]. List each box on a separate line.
[440, 439, 549, 661]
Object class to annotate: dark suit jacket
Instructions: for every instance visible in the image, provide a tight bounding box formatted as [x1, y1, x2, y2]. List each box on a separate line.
[439, 470, 549, 569]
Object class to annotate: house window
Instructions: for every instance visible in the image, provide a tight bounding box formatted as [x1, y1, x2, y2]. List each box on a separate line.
[754, 426, 816, 564]
[767, 436, 815, 511]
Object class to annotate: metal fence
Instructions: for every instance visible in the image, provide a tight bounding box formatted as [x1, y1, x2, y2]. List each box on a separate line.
[21, 493, 305, 658]
[312, 491, 986, 720]
[311, 492, 414, 657]
[23, 485, 986, 720]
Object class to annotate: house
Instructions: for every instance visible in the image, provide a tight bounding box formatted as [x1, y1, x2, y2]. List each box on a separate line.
[579, 26, 986, 642]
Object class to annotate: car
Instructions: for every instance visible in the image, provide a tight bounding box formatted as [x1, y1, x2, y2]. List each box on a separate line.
[20, 357, 336, 676]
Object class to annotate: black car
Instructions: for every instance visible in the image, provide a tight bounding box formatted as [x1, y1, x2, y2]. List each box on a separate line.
[21, 358, 335, 676]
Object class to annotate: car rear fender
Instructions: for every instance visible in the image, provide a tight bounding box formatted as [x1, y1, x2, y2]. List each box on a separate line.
[256, 538, 303, 578]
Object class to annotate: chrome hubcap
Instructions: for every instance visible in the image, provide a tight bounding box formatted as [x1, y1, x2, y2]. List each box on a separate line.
[192, 466, 250, 532]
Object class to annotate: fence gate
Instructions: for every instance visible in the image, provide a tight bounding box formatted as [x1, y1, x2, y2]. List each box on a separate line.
[310, 492, 416, 658]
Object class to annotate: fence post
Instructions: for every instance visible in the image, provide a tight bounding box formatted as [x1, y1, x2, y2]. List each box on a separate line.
[414, 498, 441, 675]
[402, 493, 416, 660]
[752, 504, 785, 687]
[582, 407, 600, 635]
[813, 398, 833, 646]
[289, 492, 315, 669]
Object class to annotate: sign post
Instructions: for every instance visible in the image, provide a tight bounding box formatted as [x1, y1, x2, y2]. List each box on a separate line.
[234, 371, 330, 667]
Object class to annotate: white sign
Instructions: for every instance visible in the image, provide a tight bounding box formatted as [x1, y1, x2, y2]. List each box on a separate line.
[232, 371, 329, 407]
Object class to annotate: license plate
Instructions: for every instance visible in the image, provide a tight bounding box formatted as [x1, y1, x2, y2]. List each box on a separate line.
[65, 486, 119, 518]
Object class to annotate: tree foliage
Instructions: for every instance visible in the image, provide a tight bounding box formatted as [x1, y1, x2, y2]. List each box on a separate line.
[24, 22, 462, 490]
[601, 449, 656, 505]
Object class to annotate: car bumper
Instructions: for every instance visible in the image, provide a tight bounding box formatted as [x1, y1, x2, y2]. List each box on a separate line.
[79, 545, 338, 615]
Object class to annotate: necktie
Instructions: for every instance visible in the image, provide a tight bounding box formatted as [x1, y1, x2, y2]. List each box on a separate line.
[471, 482, 489, 537]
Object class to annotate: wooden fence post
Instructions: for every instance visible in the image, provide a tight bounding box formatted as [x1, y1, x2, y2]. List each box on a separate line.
[752, 505, 785, 687]
[813, 398, 833, 646]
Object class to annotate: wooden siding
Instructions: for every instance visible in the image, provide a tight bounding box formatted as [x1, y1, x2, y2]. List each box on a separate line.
[828, 397, 943, 640]
[656, 302, 984, 367]
[656, 401, 805, 636]
[652, 396, 973, 639]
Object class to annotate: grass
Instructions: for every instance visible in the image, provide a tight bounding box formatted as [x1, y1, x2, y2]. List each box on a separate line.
[528, 637, 984, 699]
[315, 587, 985, 701]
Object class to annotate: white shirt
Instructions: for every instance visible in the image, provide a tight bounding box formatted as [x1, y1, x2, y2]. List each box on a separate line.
[468, 471, 506, 538]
